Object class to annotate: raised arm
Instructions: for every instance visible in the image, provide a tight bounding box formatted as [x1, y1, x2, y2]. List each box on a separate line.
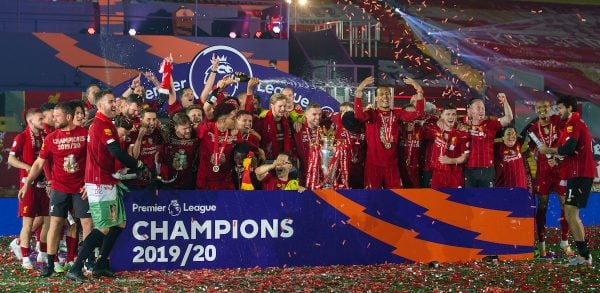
[353, 76, 375, 122]
[200, 54, 220, 103]
[245, 77, 260, 112]
[255, 161, 277, 181]
[129, 126, 147, 159]
[497, 93, 514, 127]
[122, 73, 141, 98]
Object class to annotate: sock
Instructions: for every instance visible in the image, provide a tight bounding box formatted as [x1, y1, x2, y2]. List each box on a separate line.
[40, 242, 47, 253]
[35, 229, 42, 243]
[66, 236, 77, 262]
[47, 254, 55, 270]
[575, 240, 590, 259]
[21, 247, 30, 258]
[87, 248, 97, 264]
[96, 227, 123, 268]
[71, 229, 104, 273]
[559, 210, 569, 241]
[535, 206, 547, 242]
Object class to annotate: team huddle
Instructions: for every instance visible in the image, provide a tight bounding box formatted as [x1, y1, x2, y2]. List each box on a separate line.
[8, 56, 596, 282]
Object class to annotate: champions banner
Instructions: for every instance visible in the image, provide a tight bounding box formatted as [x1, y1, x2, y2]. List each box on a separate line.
[111, 188, 535, 271]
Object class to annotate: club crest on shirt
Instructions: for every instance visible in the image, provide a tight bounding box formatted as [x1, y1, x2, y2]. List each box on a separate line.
[104, 129, 112, 136]
[566, 126, 574, 133]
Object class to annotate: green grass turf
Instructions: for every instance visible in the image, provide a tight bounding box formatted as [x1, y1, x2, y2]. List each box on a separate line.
[0, 226, 598, 292]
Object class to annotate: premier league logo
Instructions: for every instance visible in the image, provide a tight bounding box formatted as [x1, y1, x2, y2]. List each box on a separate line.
[188, 45, 253, 99]
[168, 199, 181, 217]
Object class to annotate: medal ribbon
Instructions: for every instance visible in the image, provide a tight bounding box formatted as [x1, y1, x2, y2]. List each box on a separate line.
[305, 126, 322, 190]
[342, 129, 357, 163]
[212, 125, 229, 168]
[379, 111, 394, 147]
[537, 121, 554, 147]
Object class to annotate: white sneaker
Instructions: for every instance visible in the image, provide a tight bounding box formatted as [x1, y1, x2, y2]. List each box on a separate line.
[37, 252, 48, 263]
[22, 257, 34, 270]
[566, 255, 592, 266]
[10, 238, 23, 260]
[59, 240, 67, 253]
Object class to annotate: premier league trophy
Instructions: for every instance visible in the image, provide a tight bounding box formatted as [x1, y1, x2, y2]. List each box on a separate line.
[319, 127, 349, 189]
[320, 135, 338, 189]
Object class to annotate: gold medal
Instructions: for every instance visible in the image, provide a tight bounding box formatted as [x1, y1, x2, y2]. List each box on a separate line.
[213, 165, 220, 173]
[384, 142, 392, 149]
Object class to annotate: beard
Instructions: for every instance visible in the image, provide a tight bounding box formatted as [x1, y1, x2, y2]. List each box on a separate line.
[55, 120, 68, 129]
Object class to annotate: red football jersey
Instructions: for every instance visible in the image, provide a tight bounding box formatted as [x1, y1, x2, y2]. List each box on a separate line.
[354, 98, 424, 167]
[557, 112, 597, 179]
[465, 119, 502, 168]
[494, 142, 527, 188]
[195, 122, 241, 189]
[528, 115, 561, 177]
[162, 134, 199, 189]
[167, 101, 184, 117]
[261, 172, 291, 191]
[293, 124, 321, 185]
[254, 113, 294, 160]
[10, 127, 44, 182]
[423, 124, 470, 172]
[40, 126, 87, 193]
[126, 128, 163, 186]
[399, 126, 423, 170]
[85, 112, 119, 186]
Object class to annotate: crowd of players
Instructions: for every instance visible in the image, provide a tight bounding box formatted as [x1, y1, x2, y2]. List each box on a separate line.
[8, 55, 596, 282]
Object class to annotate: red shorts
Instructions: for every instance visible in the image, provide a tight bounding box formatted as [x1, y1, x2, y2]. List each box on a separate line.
[364, 164, 401, 189]
[431, 169, 464, 188]
[18, 180, 49, 218]
[196, 177, 235, 190]
[535, 172, 560, 195]
[556, 179, 567, 197]
[348, 163, 365, 189]
[399, 166, 420, 188]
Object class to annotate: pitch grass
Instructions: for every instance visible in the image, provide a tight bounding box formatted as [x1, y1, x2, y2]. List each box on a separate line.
[0, 227, 598, 292]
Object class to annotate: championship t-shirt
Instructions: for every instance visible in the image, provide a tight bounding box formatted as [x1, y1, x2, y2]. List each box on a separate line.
[39, 126, 87, 193]
[163, 134, 199, 189]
